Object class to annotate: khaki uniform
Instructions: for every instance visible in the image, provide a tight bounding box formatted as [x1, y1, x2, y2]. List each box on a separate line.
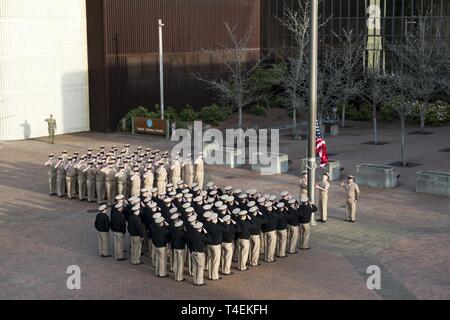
[300, 223, 311, 249]
[98, 232, 109, 256]
[154, 246, 168, 277]
[156, 166, 167, 195]
[86, 167, 96, 202]
[171, 161, 182, 186]
[207, 244, 221, 280]
[194, 158, 205, 190]
[104, 168, 117, 207]
[299, 177, 308, 197]
[287, 225, 299, 254]
[192, 252, 206, 285]
[76, 162, 87, 200]
[221, 242, 233, 274]
[130, 236, 142, 265]
[116, 170, 128, 197]
[249, 235, 261, 266]
[237, 238, 250, 271]
[143, 170, 154, 190]
[47, 160, 57, 195]
[65, 163, 77, 199]
[173, 248, 186, 281]
[130, 173, 141, 197]
[276, 229, 288, 257]
[318, 181, 330, 221]
[114, 232, 125, 260]
[183, 161, 194, 187]
[96, 168, 106, 204]
[264, 230, 277, 262]
[341, 181, 360, 221]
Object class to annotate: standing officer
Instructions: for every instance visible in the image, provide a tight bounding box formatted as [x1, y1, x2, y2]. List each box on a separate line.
[299, 172, 308, 197]
[110, 202, 127, 261]
[286, 199, 300, 254]
[104, 162, 117, 207]
[171, 220, 187, 282]
[261, 202, 279, 262]
[316, 173, 330, 222]
[96, 161, 106, 204]
[236, 210, 252, 271]
[298, 195, 317, 250]
[128, 205, 144, 265]
[275, 202, 288, 258]
[188, 222, 209, 286]
[249, 206, 266, 267]
[156, 162, 168, 195]
[220, 215, 238, 275]
[183, 155, 194, 188]
[45, 154, 57, 195]
[65, 157, 77, 199]
[151, 217, 171, 277]
[116, 164, 128, 197]
[130, 168, 141, 198]
[171, 156, 182, 187]
[94, 204, 111, 257]
[204, 213, 224, 280]
[339, 175, 360, 222]
[84, 161, 97, 202]
[75, 157, 88, 201]
[143, 165, 154, 190]
[194, 152, 205, 190]
[44, 114, 57, 144]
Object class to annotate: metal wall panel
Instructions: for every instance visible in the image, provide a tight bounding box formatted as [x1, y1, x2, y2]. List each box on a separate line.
[0, 0, 90, 141]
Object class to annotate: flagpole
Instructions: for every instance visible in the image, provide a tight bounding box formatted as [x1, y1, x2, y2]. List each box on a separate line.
[307, 0, 318, 226]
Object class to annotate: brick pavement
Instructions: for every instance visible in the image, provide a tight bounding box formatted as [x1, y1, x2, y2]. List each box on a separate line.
[0, 121, 449, 299]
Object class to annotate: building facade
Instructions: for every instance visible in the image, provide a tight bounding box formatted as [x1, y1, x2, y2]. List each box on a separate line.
[0, 0, 90, 141]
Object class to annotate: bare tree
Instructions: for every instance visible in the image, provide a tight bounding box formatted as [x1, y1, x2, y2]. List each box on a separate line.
[193, 23, 267, 128]
[331, 30, 365, 127]
[390, 13, 447, 133]
[276, 0, 311, 135]
[360, 71, 395, 145]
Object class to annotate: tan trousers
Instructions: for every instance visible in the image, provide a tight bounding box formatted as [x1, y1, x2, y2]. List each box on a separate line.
[232, 239, 238, 262]
[259, 232, 265, 255]
[264, 231, 277, 262]
[48, 174, 57, 195]
[78, 178, 87, 200]
[194, 171, 204, 190]
[87, 180, 95, 202]
[276, 229, 288, 257]
[192, 252, 205, 285]
[207, 245, 221, 280]
[151, 243, 156, 267]
[186, 248, 193, 276]
[57, 175, 66, 196]
[346, 198, 357, 221]
[300, 223, 311, 249]
[105, 181, 116, 206]
[130, 236, 142, 265]
[97, 232, 109, 256]
[96, 181, 106, 204]
[237, 238, 250, 271]
[154, 246, 168, 277]
[287, 225, 299, 254]
[319, 192, 328, 221]
[148, 240, 154, 259]
[173, 249, 186, 281]
[167, 243, 173, 272]
[117, 182, 127, 197]
[66, 176, 76, 199]
[221, 242, 233, 274]
[114, 232, 125, 260]
[249, 235, 261, 266]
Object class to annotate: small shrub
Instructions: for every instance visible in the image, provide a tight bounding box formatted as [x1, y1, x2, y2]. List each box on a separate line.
[164, 107, 179, 123]
[380, 103, 396, 122]
[124, 106, 150, 131]
[200, 104, 229, 125]
[179, 104, 199, 122]
[249, 104, 266, 116]
[346, 103, 371, 121]
[424, 101, 450, 126]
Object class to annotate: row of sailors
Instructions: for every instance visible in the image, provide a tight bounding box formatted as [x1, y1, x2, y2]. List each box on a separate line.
[94, 185, 317, 286]
[45, 145, 205, 206]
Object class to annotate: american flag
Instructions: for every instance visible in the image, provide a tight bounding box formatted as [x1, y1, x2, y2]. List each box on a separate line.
[316, 120, 329, 168]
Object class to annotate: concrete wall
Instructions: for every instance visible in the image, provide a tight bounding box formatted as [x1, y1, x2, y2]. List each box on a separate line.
[416, 171, 450, 197]
[0, 0, 89, 141]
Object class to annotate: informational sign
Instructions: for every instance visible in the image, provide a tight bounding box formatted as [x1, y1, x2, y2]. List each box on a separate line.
[133, 117, 169, 137]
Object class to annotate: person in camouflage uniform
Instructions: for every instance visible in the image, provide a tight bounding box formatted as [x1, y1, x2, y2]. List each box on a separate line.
[45, 115, 57, 144]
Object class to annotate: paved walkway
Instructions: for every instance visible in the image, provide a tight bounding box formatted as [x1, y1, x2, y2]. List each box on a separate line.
[0, 121, 449, 299]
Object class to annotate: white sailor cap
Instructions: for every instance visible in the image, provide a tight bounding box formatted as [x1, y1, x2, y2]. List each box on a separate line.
[233, 189, 242, 194]
[200, 191, 208, 197]
[214, 201, 223, 207]
[220, 195, 228, 201]
[169, 191, 177, 197]
[249, 206, 258, 213]
[175, 193, 183, 199]
[185, 207, 194, 214]
[175, 220, 184, 228]
[182, 203, 191, 209]
[114, 203, 123, 209]
[203, 204, 212, 211]
[225, 186, 233, 191]
[149, 202, 158, 209]
[140, 188, 148, 193]
[210, 213, 218, 220]
[219, 205, 228, 211]
[280, 191, 289, 197]
[288, 199, 296, 205]
[132, 204, 140, 211]
[155, 217, 165, 224]
[192, 183, 198, 188]
[300, 194, 309, 202]
[152, 213, 162, 219]
[226, 195, 235, 202]
[276, 202, 285, 209]
[265, 201, 273, 208]
[239, 210, 248, 216]
[115, 195, 124, 201]
[128, 196, 139, 203]
[232, 208, 241, 215]
[222, 215, 231, 222]
[188, 215, 197, 223]
[194, 222, 204, 229]
[257, 197, 266, 203]
[170, 213, 179, 220]
[194, 196, 203, 202]
[247, 201, 256, 208]
[206, 182, 214, 188]
[209, 190, 218, 196]
[166, 183, 173, 188]
[203, 212, 212, 219]
[182, 189, 190, 194]
[98, 204, 108, 212]
[150, 188, 158, 193]
[144, 197, 152, 203]
[247, 189, 257, 195]
[176, 180, 184, 185]
[185, 193, 193, 199]
[238, 193, 247, 199]
[207, 198, 215, 204]
[192, 186, 200, 192]
[164, 198, 171, 203]
[269, 195, 277, 201]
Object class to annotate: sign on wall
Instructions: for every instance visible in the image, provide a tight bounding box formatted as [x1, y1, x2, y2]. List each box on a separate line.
[133, 117, 169, 137]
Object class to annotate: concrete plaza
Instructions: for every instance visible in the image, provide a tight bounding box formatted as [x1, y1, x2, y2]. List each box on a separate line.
[0, 121, 449, 300]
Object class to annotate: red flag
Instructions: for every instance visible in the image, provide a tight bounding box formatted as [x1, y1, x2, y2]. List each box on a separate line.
[315, 121, 329, 168]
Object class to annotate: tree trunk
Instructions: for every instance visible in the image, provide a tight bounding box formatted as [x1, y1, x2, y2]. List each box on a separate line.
[373, 106, 378, 145]
[238, 106, 243, 128]
[401, 118, 406, 167]
[419, 110, 425, 133]
[292, 105, 297, 135]
[341, 105, 346, 128]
